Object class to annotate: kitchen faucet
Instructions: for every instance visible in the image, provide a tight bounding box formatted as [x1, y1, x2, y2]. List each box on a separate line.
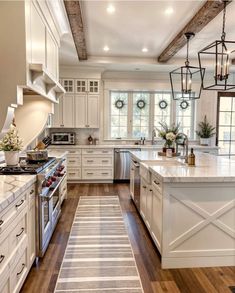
[176, 133, 188, 163]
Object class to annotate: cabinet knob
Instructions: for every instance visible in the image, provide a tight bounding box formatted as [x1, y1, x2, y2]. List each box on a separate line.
[0, 255, 5, 264]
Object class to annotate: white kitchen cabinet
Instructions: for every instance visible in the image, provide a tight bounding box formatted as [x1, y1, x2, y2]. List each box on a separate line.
[130, 161, 135, 200]
[28, 186, 36, 267]
[52, 95, 74, 127]
[74, 94, 99, 128]
[145, 188, 152, 230]
[87, 95, 99, 128]
[140, 178, 148, 221]
[75, 79, 87, 93]
[88, 79, 99, 94]
[74, 94, 87, 128]
[151, 187, 162, 253]
[46, 29, 58, 80]
[63, 79, 74, 93]
[30, 2, 46, 66]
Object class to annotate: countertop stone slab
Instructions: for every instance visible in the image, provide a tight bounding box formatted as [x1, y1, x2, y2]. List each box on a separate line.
[0, 175, 36, 214]
[131, 150, 235, 183]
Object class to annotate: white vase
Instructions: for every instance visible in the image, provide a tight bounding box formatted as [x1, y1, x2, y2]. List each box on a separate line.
[200, 138, 210, 146]
[4, 151, 19, 166]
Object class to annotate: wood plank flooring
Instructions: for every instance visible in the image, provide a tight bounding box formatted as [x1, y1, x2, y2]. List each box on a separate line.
[21, 183, 235, 293]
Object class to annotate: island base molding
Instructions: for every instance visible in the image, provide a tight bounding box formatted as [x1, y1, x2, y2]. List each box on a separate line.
[162, 255, 235, 269]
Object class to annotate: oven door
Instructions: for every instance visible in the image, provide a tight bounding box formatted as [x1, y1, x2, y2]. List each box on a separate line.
[39, 196, 53, 257]
[51, 133, 70, 144]
[51, 187, 61, 228]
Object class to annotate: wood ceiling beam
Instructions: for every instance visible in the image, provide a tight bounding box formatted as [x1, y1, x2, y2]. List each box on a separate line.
[158, 0, 232, 63]
[63, 0, 87, 61]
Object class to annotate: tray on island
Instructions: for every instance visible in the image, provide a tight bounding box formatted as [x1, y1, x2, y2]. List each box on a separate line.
[158, 151, 180, 157]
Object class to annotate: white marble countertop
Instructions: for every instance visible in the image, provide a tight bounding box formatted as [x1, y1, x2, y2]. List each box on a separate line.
[0, 175, 36, 213]
[133, 150, 235, 183]
[48, 144, 219, 150]
[47, 150, 68, 159]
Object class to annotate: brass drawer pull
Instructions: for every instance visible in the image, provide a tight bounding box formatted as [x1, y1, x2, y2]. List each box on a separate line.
[17, 263, 25, 276]
[102, 160, 109, 163]
[69, 160, 76, 163]
[69, 172, 76, 175]
[16, 227, 25, 238]
[30, 189, 34, 195]
[87, 172, 94, 175]
[87, 160, 94, 162]
[149, 189, 153, 192]
[87, 151, 93, 153]
[0, 220, 3, 226]
[0, 255, 5, 263]
[101, 172, 109, 175]
[15, 199, 24, 208]
[143, 186, 146, 189]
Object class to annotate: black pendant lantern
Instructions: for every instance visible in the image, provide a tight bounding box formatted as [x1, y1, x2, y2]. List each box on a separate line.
[170, 32, 205, 101]
[198, 0, 235, 91]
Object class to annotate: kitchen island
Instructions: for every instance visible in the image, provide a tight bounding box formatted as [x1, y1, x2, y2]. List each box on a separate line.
[130, 150, 235, 269]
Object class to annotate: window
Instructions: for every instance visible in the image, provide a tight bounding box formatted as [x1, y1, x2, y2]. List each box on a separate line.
[108, 91, 196, 140]
[217, 94, 235, 156]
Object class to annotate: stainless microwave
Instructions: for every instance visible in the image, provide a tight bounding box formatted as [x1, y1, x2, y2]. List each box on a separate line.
[51, 132, 76, 145]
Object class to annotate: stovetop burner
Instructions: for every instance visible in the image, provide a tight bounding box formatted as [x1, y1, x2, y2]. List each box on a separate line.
[0, 157, 56, 175]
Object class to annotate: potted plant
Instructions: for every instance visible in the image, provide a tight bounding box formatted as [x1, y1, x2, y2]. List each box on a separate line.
[196, 115, 216, 146]
[0, 125, 23, 166]
[157, 122, 181, 152]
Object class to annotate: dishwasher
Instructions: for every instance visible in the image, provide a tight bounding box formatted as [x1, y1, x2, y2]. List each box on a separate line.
[114, 148, 141, 180]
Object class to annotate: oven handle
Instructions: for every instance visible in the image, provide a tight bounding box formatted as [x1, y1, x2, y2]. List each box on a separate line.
[40, 173, 66, 201]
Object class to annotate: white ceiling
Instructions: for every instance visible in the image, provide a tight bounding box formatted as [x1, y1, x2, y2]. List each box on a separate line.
[59, 0, 235, 72]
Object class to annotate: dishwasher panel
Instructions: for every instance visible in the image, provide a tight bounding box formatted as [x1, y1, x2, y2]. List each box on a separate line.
[114, 149, 131, 180]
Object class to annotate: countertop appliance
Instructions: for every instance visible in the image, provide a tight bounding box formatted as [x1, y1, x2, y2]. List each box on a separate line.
[0, 157, 66, 258]
[114, 148, 141, 180]
[51, 132, 75, 145]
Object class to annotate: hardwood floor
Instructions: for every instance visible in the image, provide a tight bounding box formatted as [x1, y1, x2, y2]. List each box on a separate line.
[21, 183, 235, 293]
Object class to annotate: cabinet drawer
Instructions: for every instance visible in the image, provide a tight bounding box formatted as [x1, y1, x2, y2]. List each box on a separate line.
[82, 168, 113, 180]
[9, 211, 27, 253]
[67, 168, 81, 180]
[82, 149, 113, 155]
[82, 156, 113, 167]
[10, 248, 28, 293]
[0, 193, 27, 236]
[67, 149, 81, 156]
[27, 184, 36, 206]
[0, 236, 9, 272]
[151, 174, 162, 193]
[67, 156, 81, 167]
[140, 164, 151, 184]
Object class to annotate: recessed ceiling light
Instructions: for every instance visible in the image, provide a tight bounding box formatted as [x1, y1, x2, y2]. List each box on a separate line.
[165, 7, 174, 15]
[103, 46, 110, 52]
[107, 4, 115, 14]
[142, 47, 148, 53]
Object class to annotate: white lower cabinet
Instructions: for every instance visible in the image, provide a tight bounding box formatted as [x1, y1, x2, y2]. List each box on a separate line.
[151, 187, 162, 253]
[0, 183, 36, 293]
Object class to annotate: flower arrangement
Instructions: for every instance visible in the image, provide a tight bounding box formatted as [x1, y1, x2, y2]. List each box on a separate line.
[0, 125, 23, 152]
[157, 122, 181, 149]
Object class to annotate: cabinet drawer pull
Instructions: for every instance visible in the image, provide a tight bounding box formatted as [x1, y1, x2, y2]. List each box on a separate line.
[69, 160, 76, 163]
[102, 151, 108, 153]
[17, 264, 25, 276]
[0, 220, 3, 226]
[101, 172, 109, 175]
[69, 151, 76, 153]
[154, 180, 160, 185]
[69, 172, 76, 175]
[16, 227, 25, 238]
[87, 151, 93, 153]
[87, 160, 94, 162]
[30, 189, 34, 195]
[87, 172, 94, 175]
[149, 189, 153, 192]
[143, 186, 146, 189]
[15, 199, 24, 208]
[0, 255, 5, 263]
[102, 160, 109, 163]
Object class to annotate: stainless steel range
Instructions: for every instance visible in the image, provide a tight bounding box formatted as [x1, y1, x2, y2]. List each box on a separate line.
[0, 157, 67, 257]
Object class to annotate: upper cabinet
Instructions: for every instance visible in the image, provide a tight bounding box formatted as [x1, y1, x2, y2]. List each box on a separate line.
[51, 78, 100, 128]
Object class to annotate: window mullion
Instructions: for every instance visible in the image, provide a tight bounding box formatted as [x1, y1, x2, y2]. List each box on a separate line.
[128, 92, 133, 139]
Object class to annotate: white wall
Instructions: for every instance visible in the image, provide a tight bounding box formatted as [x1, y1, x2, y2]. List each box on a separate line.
[59, 67, 218, 145]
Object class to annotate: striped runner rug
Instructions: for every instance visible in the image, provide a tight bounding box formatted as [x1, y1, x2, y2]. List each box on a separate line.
[54, 196, 144, 293]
